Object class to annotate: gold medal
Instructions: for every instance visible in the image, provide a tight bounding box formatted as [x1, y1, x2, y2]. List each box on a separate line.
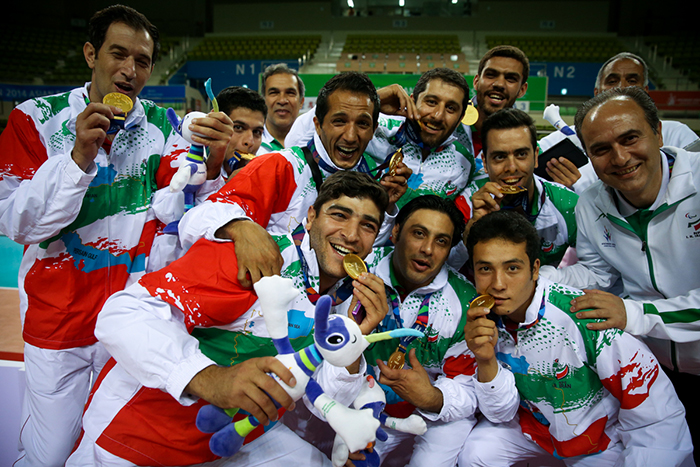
[499, 185, 527, 195]
[388, 350, 406, 370]
[103, 92, 133, 114]
[343, 254, 367, 280]
[469, 294, 495, 309]
[388, 148, 403, 176]
[462, 102, 479, 126]
[234, 151, 256, 161]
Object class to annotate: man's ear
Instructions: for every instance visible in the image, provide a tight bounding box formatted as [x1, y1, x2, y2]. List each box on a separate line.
[306, 205, 317, 231]
[84, 42, 96, 70]
[391, 223, 400, 243]
[517, 82, 528, 99]
[656, 121, 663, 148]
[313, 115, 322, 135]
[531, 258, 541, 282]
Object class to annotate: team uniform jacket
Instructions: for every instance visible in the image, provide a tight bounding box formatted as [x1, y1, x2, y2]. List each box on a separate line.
[538, 120, 699, 195]
[365, 114, 477, 209]
[540, 147, 700, 375]
[178, 130, 396, 250]
[363, 248, 479, 422]
[474, 277, 691, 465]
[81, 227, 363, 466]
[285, 111, 478, 209]
[0, 84, 222, 350]
[456, 175, 578, 266]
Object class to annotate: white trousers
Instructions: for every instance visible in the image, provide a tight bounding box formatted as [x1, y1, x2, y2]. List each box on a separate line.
[67, 422, 334, 467]
[376, 417, 477, 467]
[15, 341, 111, 467]
[457, 416, 622, 467]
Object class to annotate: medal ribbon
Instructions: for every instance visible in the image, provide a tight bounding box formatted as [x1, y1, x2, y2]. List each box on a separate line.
[292, 223, 354, 305]
[384, 287, 433, 356]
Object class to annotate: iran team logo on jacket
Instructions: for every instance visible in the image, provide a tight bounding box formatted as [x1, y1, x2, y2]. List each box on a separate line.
[686, 212, 700, 239]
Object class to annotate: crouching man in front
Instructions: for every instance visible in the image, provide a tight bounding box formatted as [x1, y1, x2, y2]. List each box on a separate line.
[460, 210, 692, 466]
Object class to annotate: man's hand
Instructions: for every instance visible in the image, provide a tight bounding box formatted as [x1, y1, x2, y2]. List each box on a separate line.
[349, 272, 389, 335]
[380, 163, 412, 213]
[345, 444, 375, 467]
[570, 289, 627, 331]
[470, 181, 504, 220]
[188, 111, 234, 180]
[215, 219, 283, 288]
[377, 84, 418, 120]
[185, 357, 296, 425]
[376, 349, 443, 413]
[464, 305, 499, 382]
[73, 103, 120, 172]
[546, 157, 581, 188]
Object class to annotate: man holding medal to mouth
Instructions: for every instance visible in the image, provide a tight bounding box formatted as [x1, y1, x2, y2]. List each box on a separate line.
[456, 108, 578, 267]
[0, 5, 233, 466]
[460, 210, 692, 466]
[352, 195, 480, 467]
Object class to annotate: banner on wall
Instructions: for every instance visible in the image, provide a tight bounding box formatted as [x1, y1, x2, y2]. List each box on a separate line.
[298, 73, 548, 113]
[649, 90, 700, 111]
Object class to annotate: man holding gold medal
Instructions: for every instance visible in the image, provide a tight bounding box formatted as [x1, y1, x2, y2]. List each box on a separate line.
[0, 5, 232, 466]
[357, 195, 480, 466]
[456, 108, 578, 267]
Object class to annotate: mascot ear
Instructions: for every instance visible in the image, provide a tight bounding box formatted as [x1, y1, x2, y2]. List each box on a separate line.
[166, 108, 182, 135]
[313, 295, 333, 340]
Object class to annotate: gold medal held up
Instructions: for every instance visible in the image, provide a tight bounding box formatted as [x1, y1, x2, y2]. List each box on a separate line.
[469, 294, 495, 309]
[103, 93, 133, 114]
[343, 254, 367, 280]
[388, 148, 403, 177]
[103, 93, 133, 134]
[388, 348, 407, 370]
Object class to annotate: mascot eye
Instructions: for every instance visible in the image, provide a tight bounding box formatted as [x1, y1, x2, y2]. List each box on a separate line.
[327, 334, 344, 345]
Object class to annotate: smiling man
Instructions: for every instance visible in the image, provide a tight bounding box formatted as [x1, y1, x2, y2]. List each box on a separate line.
[178, 72, 410, 288]
[67, 171, 390, 467]
[346, 195, 479, 466]
[257, 63, 305, 154]
[364, 68, 478, 209]
[468, 46, 529, 165]
[539, 86, 700, 460]
[0, 5, 232, 466]
[459, 210, 692, 467]
[456, 108, 578, 266]
[539, 52, 699, 192]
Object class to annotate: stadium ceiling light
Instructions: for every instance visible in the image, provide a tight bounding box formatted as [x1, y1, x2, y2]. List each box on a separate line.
[452, 0, 458, 3]
[348, 0, 354, 7]
[399, 0, 404, 6]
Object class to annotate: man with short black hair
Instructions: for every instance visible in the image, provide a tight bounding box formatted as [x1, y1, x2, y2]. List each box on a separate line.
[540, 86, 700, 460]
[258, 63, 305, 154]
[456, 108, 578, 267]
[0, 5, 231, 466]
[215, 86, 267, 176]
[468, 45, 530, 165]
[460, 210, 692, 466]
[68, 171, 391, 467]
[178, 71, 409, 288]
[365, 68, 478, 209]
[286, 195, 480, 466]
[363, 195, 480, 466]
